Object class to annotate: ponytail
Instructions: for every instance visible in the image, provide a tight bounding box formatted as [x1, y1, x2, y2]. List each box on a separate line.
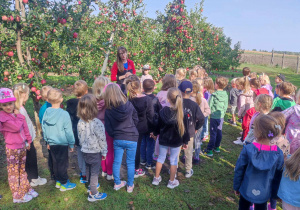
[244, 76, 250, 93]
[126, 79, 140, 100]
[192, 81, 202, 106]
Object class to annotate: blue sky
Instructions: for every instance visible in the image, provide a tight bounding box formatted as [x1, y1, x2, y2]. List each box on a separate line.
[98, 0, 300, 52]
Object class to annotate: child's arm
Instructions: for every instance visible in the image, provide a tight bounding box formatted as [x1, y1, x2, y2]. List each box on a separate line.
[94, 119, 108, 157]
[182, 114, 191, 145]
[202, 98, 211, 117]
[22, 116, 32, 144]
[244, 127, 255, 143]
[271, 151, 284, 199]
[208, 94, 214, 110]
[195, 106, 205, 131]
[0, 115, 26, 133]
[237, 95, 246, 118]
[233, 147, 248, 192]
[132, 106, 139, 126]
[64, 113, 75, 149]
[105, 112, 114, 138]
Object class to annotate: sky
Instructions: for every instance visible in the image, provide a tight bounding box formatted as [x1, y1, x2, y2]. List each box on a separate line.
[97, 0, 300, 52]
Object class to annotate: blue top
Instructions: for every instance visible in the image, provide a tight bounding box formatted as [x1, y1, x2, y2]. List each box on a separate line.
[233, 143, 284, 203]
[124, 62, 128, 69]
[41, 108, 75, 148]
[278, 166, 300, 207]
[39, 101, 52, 124]
[274, 90, 279, 99]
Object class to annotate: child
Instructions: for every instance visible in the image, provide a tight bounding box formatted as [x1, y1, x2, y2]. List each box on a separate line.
[152, 88, 189, 188]
[191, 81, 210, 164]
[66, 80, 88, 184]
[242, 67, 251, 80]
[250, 72, 257, 79]
[202, 77, 215, 141]
[234, 115, 284, 210]
[13, 83, 47, 187]
[229, 78, 241, 126]
[272, 82, 296, 112]
[205, 76, 229, 157]
[42, 88, 76, 191]
[249, 77, 261, 92]
[236, 77, 254, 119]
[278, 148, 300, 210]
[140, 64, 153, 87]
[193, 65, 207, 79]
[175, 68, 187, 85]
[188, 69, 198, 81]
[259, 74, 274, 98]
[77, 94, 108, 202]
[153, 74, 177, 159]
[141, 79, 162, 169]
[126, 76, 154, 178]
[104, 83, 139, 193]
[274, 73, 285, 98]
[244, 94, 273, 144]
[283, 89, 300, 154]
[93, 76, 114, 180]
[0, 88, 38, 203]
[179, 81, 204, 177]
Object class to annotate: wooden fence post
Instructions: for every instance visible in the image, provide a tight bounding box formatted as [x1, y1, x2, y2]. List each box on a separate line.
[270, 49, 274, 65]
[262, 55, 264, 64]
[297, 56, 300, 74]
[281, 53, 285, 69]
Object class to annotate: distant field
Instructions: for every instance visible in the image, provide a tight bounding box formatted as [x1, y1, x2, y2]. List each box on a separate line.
[243, 50, 299, 58]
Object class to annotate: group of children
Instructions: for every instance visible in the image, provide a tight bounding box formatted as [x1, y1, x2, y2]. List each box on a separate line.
[0, 65, 300, 209]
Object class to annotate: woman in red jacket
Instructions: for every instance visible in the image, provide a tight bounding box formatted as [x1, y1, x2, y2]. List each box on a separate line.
[111, 46, 136, 92]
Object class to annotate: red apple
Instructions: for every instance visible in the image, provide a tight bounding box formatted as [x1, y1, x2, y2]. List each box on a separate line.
[73, 32, 78, 38]
[42, 52, 48, 58]
[78, 1, 81, 4]
[133, 53, 137, 56]
[28, 73, 34, 78]
[2, 16, 8, 21]
[140, 50, 144, 54]
[16, 16, 21, 22]
[8, 51, 14, 57]
[4, 77, 8, 81]
[61, 19, 67, 25]
[31, 87, 36, 92]
[17, 75, 22, 80]
[9, 16, 14, 22]
[4, 71, 10, 76]
[41, 79, 46, 84]
[36, 95, 42, 100]
[22, 0, 28, 3]
[36, 90, 41, 95]
[60, 104, 64, 108]
[106, 30, 111, 34]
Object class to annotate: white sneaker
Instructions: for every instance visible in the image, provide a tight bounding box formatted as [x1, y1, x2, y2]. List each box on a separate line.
[185, 169, 194, 178]
[152, 176, 162, 186]
[13, 194, 33, 203]
[106, 175, 113, 181]
[27, 189, 38, 198]
[233, 139, 244, 145]
[30, 177, 47, 187]
[101, 172, 107, 177]
[167, 179, 179, 189]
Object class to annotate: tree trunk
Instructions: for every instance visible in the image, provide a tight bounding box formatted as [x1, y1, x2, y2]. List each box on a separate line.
[281, 53, 285, 69]
[15, 0, 25, 66]
[270, 49, 274, 65]
[101, 32, 115, 76]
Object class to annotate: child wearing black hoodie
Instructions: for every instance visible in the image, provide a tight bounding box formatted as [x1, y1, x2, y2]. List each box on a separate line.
[104, 83, 139, 193]
[126, 75, 154, 177]
[152, 88, 190, 189]
[178, 81, 205, 178]
[66, 80, 88, 183]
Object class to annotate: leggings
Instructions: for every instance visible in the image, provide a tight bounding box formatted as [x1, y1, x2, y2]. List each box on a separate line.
[238, 195, 267, 210]
[157, 145, 181, 166]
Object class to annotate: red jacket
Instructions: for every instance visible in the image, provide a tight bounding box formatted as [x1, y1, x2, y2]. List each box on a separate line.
[242, 107, 256, 140]
[111, 59, 136, 84]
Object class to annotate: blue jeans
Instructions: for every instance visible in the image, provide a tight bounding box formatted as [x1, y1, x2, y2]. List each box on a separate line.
[201, 116, 209, 139]
[194, 127, 203, 160]
[207, 118, 224, 151]
[140, 134, 155, 165]
[113, 140, 137, 187]
[157, 145, 181, 166]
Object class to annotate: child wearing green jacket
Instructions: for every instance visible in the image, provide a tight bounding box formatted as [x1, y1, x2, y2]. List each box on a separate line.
[205, 77, 229, 157]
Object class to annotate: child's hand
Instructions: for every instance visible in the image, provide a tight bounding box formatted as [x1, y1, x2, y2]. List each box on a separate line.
[102, 156, 106, 160]
[150, 133, 157, 140]
[26, 144, 31, 150]
[70, 147, 74, 152]
[234, 191, 240, 196]
[47, 144, 50, 150]
[182, 144, 188, 150]
[14, 109, 20, 115]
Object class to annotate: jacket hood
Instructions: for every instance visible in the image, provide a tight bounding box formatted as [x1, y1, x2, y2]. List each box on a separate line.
[294, 104, 300, 117]
[247, 144, 281, 171]
[43, 108, 65, 125]
[160, 107, 177, 125]
[97, 99, 105, 111]
[212, 90, 228, 103]
[276, 97, 295, 110]
[108, 101, 133, 122]
[130, 96, 149, 114]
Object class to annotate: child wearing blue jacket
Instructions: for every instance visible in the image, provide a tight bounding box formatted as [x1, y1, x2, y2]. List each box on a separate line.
[42, 88, 76, 192]
[234, 114, 284, 210]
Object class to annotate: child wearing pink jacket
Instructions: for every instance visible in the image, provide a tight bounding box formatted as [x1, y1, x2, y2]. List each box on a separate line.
[0, 88, 38, 203]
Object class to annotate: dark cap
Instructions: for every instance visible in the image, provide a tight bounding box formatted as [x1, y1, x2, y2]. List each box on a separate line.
[277, 73, 285, 82]
[178, 81, 193, 93]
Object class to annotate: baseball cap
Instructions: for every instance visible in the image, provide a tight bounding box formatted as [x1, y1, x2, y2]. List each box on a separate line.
[178, 81, 193, 93]
[0, 88, 16, 103]
[277, 73, 285, 82]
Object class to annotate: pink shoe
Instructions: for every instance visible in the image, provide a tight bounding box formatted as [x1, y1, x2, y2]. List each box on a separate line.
[268, 203, 276, 210]
[127, 184, 134, 193]
[114, 181, 126, 191]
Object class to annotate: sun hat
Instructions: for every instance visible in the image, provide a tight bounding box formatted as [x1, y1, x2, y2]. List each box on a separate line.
[178, 81, 193, 93]
[142, 64, 151, 70]
[0, 88, 16, 103]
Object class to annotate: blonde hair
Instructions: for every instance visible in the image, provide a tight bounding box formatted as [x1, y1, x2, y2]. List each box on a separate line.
[13, 83, 30, 110]
[278, 82, 297, 96]
[254, 114, 281, 141]
[104, 83, 127, 109]
[195, 78, 203, 86]
[74, 80, 88, 97]
[260, 73, 270, 85]
[250, 72, 257, 79]
[215, 76, 229, 89]
[175, 68, 186, 80]
[167, 88, 185, 137]
[193, 65, 207, 78]
[254, 94, 273, 113]
[41, 86, 52, 101]
[284, 148, 300, 181]
[47, 88, 63, 104]
[231, 78, 237, 84]
[77, 94, 98, 122]
[126, 80, 141, 100]
[189, 70, 198, 79]
[161, 74, 177, 91]
[92, 76, 110, 100]
[203, 77, 214, 94]
[192, 81, 202, 106]
[236, 77, 251, 93]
